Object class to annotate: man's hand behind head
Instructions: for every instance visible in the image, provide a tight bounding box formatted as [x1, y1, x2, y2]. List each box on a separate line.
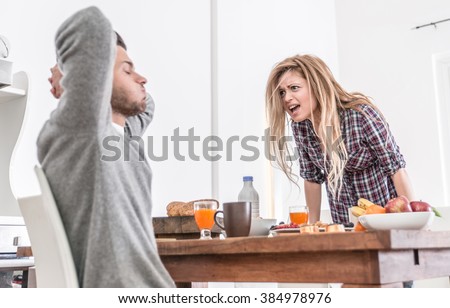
[49, 64, 64, 99]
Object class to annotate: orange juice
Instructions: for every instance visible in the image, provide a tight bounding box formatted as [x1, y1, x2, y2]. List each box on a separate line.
[194, 208, 216, 230]
[289, 212, 308, 225]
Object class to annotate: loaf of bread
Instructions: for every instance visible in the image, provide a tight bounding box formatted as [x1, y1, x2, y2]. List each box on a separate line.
[166, 199, 219, 216]
[166, 201, 185, 216]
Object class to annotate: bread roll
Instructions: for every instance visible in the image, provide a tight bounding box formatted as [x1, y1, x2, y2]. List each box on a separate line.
[166, 201, 185, 216]
[166, 199, 219, 216]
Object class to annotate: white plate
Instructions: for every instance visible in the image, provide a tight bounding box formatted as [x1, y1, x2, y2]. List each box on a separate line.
[270, 227, 354, 234]
[270, 228, 300, 234]
[358, 212, 435, 231]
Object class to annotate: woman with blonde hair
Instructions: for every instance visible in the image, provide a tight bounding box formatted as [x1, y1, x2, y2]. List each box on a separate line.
[266, 54, 414, 224]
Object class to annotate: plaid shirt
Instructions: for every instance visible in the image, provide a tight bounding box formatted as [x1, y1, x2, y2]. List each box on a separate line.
[292, 105, 406, 223]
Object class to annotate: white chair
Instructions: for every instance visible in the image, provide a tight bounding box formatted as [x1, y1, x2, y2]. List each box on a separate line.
[17, 165, 79, 287]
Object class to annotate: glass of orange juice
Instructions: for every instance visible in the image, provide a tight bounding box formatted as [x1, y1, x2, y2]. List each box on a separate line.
[289, 205, 309, 225]
[194, 201, 219, 240]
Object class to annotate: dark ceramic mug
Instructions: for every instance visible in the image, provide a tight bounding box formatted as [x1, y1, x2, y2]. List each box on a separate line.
[214, 202, 252, 237]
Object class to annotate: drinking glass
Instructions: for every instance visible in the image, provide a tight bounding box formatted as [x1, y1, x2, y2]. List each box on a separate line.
[289, 205, 309, 225]
[194, 201, 219, 240]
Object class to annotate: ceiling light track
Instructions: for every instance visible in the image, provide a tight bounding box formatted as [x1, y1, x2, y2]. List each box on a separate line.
[412, 18, 450, 30]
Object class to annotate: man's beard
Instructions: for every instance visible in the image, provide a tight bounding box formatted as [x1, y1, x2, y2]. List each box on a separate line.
[111, 91, 145, 117]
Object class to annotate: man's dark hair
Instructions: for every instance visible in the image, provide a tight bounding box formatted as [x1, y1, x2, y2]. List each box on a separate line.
[115, 31, 127, 50]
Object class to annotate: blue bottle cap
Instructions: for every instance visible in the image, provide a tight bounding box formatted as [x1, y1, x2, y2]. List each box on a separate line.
[243, 176, 253, 181]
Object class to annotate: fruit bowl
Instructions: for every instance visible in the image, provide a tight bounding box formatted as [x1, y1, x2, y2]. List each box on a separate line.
[358, 212, 435, 231]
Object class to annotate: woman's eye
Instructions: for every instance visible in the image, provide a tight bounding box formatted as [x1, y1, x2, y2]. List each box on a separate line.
[291, 85, 299, 91]
[279, 90, 285, 97]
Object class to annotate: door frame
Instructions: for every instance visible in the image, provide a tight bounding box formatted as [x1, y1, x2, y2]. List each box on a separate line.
[432, 51, 450, 205]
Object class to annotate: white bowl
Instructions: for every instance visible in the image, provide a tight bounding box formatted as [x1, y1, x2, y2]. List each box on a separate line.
[249, 218, 277, 236]
[359, 212, 435, 231]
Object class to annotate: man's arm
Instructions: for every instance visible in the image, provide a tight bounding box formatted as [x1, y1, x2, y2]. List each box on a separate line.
[51, 6, 115, 131]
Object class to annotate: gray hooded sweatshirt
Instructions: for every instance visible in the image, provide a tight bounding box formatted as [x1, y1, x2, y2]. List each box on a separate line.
[37, 6, 175, 288]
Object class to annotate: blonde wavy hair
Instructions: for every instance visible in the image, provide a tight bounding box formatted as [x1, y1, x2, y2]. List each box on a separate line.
[265, 54, 383, 198]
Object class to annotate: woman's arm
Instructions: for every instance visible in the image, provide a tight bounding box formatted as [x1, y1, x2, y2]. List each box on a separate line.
[391, 168, 415, 201]
[304, 180, 322, 223]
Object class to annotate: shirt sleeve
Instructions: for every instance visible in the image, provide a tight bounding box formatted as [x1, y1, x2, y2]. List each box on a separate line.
[292, 122, 326, 184]
[360, 105, 406, 176]
[124, 93, 155, 137]
[298, 147, 326, 184]
[51, 6, 115, 132]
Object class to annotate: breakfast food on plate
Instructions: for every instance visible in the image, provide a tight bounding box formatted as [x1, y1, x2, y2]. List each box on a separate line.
[326, 224, 345, 233]
[299, 224, 319, 233]
[314, 221, 329, 228]
[270, 222, 299, 230]
[166, 199, 219, 216]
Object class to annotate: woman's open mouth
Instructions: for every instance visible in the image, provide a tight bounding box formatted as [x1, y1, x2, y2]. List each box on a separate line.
[288, 104, 300, 115]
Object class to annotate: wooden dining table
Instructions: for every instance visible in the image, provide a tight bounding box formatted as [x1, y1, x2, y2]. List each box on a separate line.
[157, 230, 450, 287]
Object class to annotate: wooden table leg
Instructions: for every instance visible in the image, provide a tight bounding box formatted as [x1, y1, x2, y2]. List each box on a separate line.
[175, 282, 209, 288]
[21, 269, 28, 288]
[175, 282, 192, 288]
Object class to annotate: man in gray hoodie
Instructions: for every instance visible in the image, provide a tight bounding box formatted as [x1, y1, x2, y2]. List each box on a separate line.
[37, 6, 175, 287]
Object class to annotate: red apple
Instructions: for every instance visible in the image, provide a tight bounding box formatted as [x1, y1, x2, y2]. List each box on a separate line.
[410, 201, 432, 212]
[410, 200, 442, 217]
[385, 195, 412, 213]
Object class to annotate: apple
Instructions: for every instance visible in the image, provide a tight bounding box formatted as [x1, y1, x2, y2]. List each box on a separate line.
[385, 195, 412, 213]
[410, 201, 432, 212]
[410, 200, 442, 217]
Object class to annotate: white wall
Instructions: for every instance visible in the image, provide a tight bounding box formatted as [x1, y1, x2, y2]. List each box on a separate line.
[0, 0, 212, 216]
[1, 0, 338, 218]
[335, 0, 450, 207]
[2, 0, 448, 290]
[8, 0, 446, 219]
[216, 0, 338, 222]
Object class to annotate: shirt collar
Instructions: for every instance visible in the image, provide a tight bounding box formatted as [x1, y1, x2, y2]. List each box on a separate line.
[112, 122, 124, 136]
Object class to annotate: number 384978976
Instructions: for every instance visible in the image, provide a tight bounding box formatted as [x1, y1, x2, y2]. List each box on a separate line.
[259, 292, 331, 304]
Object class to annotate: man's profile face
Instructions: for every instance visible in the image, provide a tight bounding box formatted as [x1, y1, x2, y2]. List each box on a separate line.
[111, 46, 147, 116]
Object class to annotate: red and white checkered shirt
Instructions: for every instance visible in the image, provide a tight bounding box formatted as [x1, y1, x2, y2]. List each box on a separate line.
[292, 104, 406, 224]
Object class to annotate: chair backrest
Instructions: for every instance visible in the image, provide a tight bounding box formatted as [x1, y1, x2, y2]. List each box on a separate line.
[17, 166, 79, 287]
